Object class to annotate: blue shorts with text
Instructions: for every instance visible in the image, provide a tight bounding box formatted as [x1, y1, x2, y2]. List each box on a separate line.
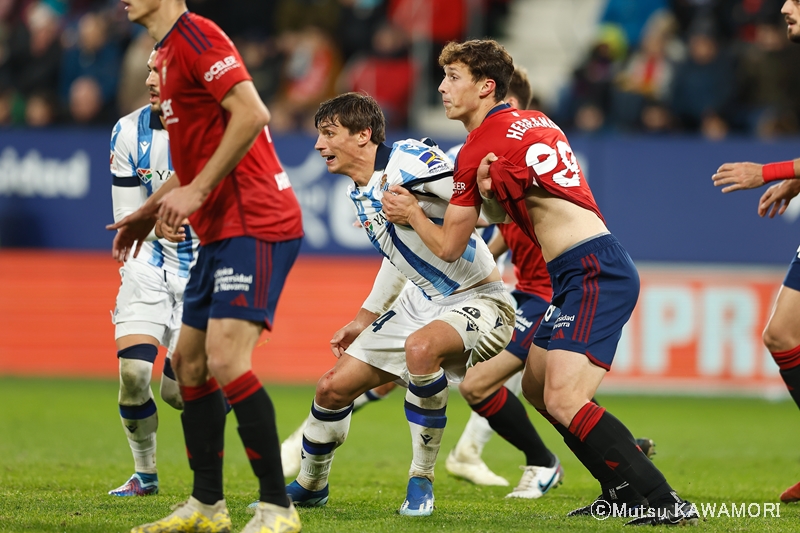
[182, 236, 301, 331]
[783, 245, 800, 292]
[532, 234, 639, 370]
[505, 290, 549, 361]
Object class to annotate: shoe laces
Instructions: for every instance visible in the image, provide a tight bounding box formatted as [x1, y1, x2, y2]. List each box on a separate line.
[514, 465, 539, 491]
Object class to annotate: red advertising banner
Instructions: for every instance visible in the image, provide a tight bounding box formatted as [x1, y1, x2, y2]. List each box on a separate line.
[603, 265, 785, 396]
[0, 252, 788, 395]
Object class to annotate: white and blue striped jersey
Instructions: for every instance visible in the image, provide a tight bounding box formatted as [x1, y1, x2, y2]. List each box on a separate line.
[349, 139, 495, 301]
[110, 105, 198, 277]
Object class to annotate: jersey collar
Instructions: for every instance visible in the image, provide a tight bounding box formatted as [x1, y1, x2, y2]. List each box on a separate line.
[156, 11, 190, 49]
[374, 143, 391, 171]
[485, 102, 510, 120]
[149, 109, 164, 130]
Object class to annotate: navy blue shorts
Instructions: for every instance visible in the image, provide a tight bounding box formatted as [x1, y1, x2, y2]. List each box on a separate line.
[784, 245, 800, 291]
[505, 290, 550, 360]
[532, 234, 639, 370]
[182, 236, 301, 331]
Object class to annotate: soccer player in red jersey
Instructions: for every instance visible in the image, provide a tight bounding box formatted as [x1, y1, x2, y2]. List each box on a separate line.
[712, 0, 800, 505]
[108, 1, 303, 532]
[382, 39, 697, 526]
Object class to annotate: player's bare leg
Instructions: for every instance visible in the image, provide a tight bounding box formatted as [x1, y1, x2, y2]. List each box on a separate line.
[763, 285, 800, 501]
[288, 354, 397, 506]
[454, 351, 561, 497]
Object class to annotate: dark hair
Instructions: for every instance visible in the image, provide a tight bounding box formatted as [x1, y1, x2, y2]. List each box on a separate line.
[438, 39, 514, 101]
[314, 92, 386, 144]
[507, 66, 532, 110]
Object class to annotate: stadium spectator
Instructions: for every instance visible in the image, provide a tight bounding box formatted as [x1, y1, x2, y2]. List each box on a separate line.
[336, 0, 386, 62]
[115, 29, 155, 115]
[734, 18, 800, 137]
[382, 38, 698, 526]
[611, 10, 682, 132]
[58, 11, 121, 114]
[285, 92, 515, 517]
[110, 1, 304, 532]
[600, 0, 669, 49]
[1, 1, 62, 100]
[236, 32, 283, 109]
[107, 48, 194, 499]
[338, 22, 414, 129]
[711, 0, 800, 506]
[67, 75, 111, 124]
[275, 0, 340, 35]
[668, 16, 735, 138]
[268, 25, 342, 133]
[24, 88, 58, 126]
[559, 26, 627, 133]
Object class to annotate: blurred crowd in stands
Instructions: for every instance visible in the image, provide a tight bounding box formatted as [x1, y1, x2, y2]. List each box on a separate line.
[0, 0, 797, 140]
[558, 0, 800, 139]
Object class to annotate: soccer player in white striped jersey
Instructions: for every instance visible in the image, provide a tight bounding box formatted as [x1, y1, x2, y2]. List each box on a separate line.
[107, 48, 199, 497]
[285, 92, 515, 517]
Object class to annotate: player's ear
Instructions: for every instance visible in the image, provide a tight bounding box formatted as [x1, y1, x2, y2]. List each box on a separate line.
[479, 78, 496, 99]
[358, 128, 372, 146]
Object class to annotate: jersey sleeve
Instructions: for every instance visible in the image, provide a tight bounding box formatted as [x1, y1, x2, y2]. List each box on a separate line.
[110, 117, 138, 186]
[191, 29, 252, 104]
[386, 139, 453, 191]
[450, 164, 482, 207]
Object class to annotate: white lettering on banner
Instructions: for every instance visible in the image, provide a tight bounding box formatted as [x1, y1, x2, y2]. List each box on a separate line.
[699, 289, 757, 377]
[605, 272, 789, 394]
[641, 287, 695, 374]
[0, 147, 90, 198]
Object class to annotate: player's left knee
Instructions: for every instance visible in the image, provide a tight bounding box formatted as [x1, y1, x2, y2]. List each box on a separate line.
[404, 335, 439, 374]
[543, 388, 584, 426]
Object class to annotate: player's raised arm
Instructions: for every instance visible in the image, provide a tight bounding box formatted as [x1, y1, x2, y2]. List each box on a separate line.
[713, 159, 800, 193]
[158, 81, 269, 228]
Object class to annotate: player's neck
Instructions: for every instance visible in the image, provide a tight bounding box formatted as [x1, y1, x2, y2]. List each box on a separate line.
[463, 99, 503, 133]
[349, 145, 379, 187]
[145, 1, 188, 42]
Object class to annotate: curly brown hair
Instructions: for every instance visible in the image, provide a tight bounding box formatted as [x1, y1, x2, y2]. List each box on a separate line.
[438, 39, 514, 102]
[314, 92, 386, 144]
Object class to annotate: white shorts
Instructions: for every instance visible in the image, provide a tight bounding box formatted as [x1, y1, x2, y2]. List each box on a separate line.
[346, 281, 515, 384]
[112, 259, 186, 352]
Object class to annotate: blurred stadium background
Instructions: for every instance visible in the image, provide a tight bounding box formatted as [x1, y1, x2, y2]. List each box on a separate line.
[0, 0, 798, 397]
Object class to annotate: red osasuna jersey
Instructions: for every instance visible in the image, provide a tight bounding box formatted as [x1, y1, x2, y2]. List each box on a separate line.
[451, 105, 603, 247]
[497, 222, 551, 301]
[156, 12, 303, 245]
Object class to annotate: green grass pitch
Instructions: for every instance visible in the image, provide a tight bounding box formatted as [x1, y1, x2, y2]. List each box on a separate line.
[1, 377, 800, 532]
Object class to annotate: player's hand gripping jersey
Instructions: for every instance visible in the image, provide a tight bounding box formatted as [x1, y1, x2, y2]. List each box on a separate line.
[349, 139, 496, 300]
[451, 106, 605, 247]
[110, 106, 198, 277]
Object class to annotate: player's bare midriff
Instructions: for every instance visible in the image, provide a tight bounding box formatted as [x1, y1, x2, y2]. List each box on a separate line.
[525, 188, 609, 262]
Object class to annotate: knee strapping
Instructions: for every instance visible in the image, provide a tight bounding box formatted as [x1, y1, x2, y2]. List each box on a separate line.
[119, 355, 155, 405]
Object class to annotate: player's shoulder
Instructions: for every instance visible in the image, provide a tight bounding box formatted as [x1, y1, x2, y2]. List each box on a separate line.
[387, 138, 452, 186]
[112, 105, 151, 149]
[178, 12, 232, 47]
